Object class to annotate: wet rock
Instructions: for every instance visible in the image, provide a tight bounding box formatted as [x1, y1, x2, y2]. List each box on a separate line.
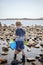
[0, 58, 7, 64]
[32, 43, 37, 47]
[1, 52, 8, 55]
[27, 58, 36, 62]
[1, 38, 3, 40]
[34, 38, 37, 40]
[31, 62, 36, 65]
[27, 43, 37, 47]
[35, 56, 40, 59]
[35, 45, 40, 48]
[40, 43, 43, 47]
[11, 60, 22, 65]
[27, 44, 31, 47]
[27, 39, 29, 41]
[39, 38, 42, 41]
[29, 39, 35, 44]
[39, 54, 43, 58]
[27, 48, 31, 52]
[2, 47, 9, 52]
[6, 38, 10, 41]
[41, 49, 43, 51]
[38, 58, 43, 63]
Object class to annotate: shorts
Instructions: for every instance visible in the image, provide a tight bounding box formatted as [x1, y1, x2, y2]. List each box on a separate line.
[15, 41, 24, 50]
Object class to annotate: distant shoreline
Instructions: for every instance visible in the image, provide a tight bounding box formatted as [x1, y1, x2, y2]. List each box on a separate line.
[0, 18, 43, 20]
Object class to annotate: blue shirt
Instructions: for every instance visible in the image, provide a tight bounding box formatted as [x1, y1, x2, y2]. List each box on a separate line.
[15, 28, 25, 41]
[15, 28, 25, 36]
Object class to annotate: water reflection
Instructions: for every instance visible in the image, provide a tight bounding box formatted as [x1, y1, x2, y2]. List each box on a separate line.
[0, 40, 43, 65]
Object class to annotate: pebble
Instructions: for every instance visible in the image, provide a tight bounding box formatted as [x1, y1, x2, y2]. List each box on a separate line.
[27, 58, 36, 62]
[2, 47, 9, 52]
[35, 56, 40, 59]
[31, 62, 36, 65]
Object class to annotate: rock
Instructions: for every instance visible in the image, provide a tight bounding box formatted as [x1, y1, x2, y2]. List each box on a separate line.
[38, 58, 43, 63]
[32, 43, 36, 47]
[34, 38, 37, 40]
[29, 39, 35, 44]
[31, 62, 36, 65]
[39, 54, 43, 56]
[11, 60, 18, 65]
[27, 43, 36, 47]
[0, 58, 7, 64]
[35, 45, 40, 48]
[27, 58, 36, 62]
[1, 52, 8, 55]
[39, 54, 43, 58]
[11, 60, 22, 65]
[35, 46, 40, 48]
[6, 38, 10, 42]
[40, 43, 43, 47]
[27, 48, 31, 52]
[41, 49, 43, 51]
[2, 47, 9, 52]
[35, 56, 40, 59]
[27, 44, 31, 47]
[1, 38, 3, 40]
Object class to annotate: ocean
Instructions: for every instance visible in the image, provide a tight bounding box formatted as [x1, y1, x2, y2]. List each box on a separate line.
[0, 20, 43, 26]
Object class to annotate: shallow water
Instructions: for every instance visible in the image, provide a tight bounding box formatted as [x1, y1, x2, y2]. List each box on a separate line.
[0, 40, 43, 65]
[0, 20, 43, 26]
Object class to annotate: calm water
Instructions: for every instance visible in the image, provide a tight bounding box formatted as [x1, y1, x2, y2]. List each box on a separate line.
[0, 20, 43, 26]
[0, 40, 43, 65]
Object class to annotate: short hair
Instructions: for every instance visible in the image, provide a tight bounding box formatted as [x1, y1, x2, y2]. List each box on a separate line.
[16, 21, 22, 26]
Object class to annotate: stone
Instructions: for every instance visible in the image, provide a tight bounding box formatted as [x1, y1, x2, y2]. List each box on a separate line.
[11, 60, 22, 65]
[0, 58, 7, 64]
[35, 45, 40, 48]
[2, 47, 9, 52]
[39, 54, 43, 58]
[35, 56, 40, 59]
[40, 43, 43, 47]
[27, 48, 31, 52]
[38, 58, 43, 63]
[27, 58, 36, 62]
[1, 52, 8, 55]
[31, 62, 36, 65]
[27, 44, 32, 47]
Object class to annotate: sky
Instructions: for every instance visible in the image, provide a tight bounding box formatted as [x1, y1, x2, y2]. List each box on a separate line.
[0, 0, 43, 19]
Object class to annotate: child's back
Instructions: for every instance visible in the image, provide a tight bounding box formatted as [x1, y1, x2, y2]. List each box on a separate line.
[15, 28, 25, 41]
[14, 21, 26, 65]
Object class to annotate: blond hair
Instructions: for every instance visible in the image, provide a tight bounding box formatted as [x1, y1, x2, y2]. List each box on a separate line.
[16, 21, 22, 26]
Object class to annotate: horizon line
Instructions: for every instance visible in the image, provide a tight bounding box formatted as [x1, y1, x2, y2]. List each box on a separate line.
[0, 17, 43, 20]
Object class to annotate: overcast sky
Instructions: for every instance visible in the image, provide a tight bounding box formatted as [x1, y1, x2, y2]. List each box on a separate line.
[0, 0, 43, 19]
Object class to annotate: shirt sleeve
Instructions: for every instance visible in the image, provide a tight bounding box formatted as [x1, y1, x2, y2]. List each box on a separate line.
[22, 29, 26, 36]
[15, 29, 18, 36]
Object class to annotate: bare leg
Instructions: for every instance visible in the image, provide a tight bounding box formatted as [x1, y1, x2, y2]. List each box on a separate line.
[22, 49, 25, 65]
[22, 49, 25, 56]
[14, 50, 20, 60]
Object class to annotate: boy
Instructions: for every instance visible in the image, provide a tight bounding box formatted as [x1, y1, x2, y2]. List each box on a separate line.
[14, 21, 26, 65]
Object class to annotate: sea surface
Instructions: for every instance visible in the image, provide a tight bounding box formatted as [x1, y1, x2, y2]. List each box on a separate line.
[0, 20, 43, 26]
[0, 40, 43, 65]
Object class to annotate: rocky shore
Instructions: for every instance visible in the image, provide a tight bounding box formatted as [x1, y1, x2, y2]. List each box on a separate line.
[0, 22, 43, 41]
[0, 22, 43, 65]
